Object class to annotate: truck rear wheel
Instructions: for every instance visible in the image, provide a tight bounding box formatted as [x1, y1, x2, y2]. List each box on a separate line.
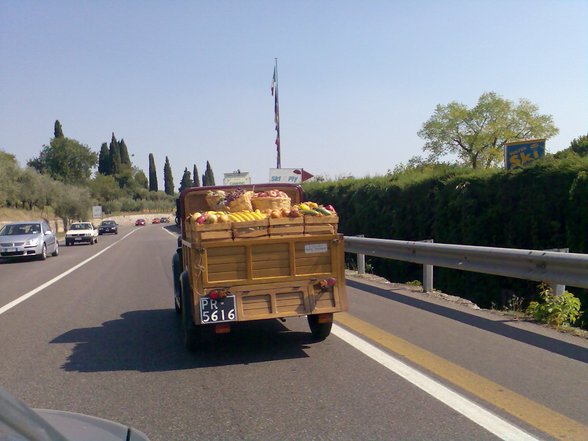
[308, 313, 333, 341]
[180, 271, 203, 351]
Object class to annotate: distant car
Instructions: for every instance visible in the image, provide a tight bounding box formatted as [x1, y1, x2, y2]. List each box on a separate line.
[135, 219, 146, 226]
[0, 385, 150, 441]
[152, 218, 160, 224]
[160, 217, 170, 223]
[98, 219, 118, 235]
[0, 220, 59, 261]
[65, 222, 98, 246]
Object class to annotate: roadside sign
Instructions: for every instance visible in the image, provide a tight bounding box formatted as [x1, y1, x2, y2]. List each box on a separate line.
[505, 139, 546, 169]
[269, 168, 314, 183]
[92, 205, 103, 219]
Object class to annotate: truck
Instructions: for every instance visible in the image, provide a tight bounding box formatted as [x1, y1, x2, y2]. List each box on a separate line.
[172, 183, 348, 350]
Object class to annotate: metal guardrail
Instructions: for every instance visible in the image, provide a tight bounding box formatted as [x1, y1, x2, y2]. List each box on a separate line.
[344, 236, 588, 292]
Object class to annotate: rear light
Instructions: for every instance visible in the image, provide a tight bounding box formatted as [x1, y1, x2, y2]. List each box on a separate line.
[207, 289, 228, 300]
[316, 313, 333, 324]
[214, 323, 231, 334]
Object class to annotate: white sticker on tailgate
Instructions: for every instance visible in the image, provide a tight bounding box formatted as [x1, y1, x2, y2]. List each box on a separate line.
[305, 243, 328, 254]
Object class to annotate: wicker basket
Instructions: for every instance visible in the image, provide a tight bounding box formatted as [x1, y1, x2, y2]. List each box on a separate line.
[205, 192, 228, 211]
[251, 196, 291, 211]
[228, 191, 254, 212]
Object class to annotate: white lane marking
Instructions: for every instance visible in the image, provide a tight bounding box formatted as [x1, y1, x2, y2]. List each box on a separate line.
[161, 226, 179, 238]
[332, 324, 540, 441]
[0, 229, 138, 316]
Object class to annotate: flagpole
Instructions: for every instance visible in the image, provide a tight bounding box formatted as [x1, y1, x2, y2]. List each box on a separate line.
[273, 58, 281, 169]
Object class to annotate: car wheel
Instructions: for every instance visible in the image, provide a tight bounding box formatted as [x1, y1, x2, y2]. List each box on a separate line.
[308, 314, 333, 341]
[51, 241, 59, 257]
[181, 271, 203, 351]
[38, 244, 47, 261]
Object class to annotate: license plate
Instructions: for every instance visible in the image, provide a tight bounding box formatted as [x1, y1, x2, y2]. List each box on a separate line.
[200, 295, 237, 324]
[8, 248, 16, 252]
[75, 237, 82, 241]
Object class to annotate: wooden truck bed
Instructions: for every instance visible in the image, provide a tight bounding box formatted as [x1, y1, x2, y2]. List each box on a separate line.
[182, 233, 348, 324]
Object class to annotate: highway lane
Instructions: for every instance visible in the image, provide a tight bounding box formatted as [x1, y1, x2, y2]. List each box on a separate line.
[0, 224, 587, 440]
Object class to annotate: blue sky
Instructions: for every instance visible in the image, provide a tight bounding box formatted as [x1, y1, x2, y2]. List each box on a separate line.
[1, 0, 587, 186]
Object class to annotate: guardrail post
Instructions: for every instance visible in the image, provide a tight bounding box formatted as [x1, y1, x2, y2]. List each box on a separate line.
[357, 234, 366, 275]
[546, 248, 569, 295]
[421, 239, 434, 292]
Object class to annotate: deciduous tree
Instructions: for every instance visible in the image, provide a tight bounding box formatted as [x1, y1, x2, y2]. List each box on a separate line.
[418, 92, 559, 168]
[28, 137, 97, 184]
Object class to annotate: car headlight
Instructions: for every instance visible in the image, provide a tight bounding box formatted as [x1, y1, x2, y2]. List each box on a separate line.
[25, 238, 39, 246]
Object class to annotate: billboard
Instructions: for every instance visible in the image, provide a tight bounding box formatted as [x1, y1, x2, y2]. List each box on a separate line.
[223, 172, 251, 186]
[505, 139, 546, 170]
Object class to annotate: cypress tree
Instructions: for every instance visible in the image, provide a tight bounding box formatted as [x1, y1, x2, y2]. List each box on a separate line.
[148, 153, 158, 191]
[193, 164, 200, 187]
[54, 120, 64, 138]
[109, 133, 121, 175]
[178, 167, 193, 192]
[164, 156, 174, 195]
[98, 143, 110, 175]
[119, 138, 131, 166]
[204, 161, 215, 186]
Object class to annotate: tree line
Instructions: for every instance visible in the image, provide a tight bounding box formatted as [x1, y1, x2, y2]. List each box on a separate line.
[1, 120, 219, 224]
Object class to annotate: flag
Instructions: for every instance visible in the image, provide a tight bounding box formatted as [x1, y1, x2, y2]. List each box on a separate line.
[272, 60, 281, 168]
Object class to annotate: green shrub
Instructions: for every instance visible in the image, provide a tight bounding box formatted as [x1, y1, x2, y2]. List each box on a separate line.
[526, 285, 582, 328]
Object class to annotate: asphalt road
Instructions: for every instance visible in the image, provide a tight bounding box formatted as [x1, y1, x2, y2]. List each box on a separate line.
[1, 224, 587, 441]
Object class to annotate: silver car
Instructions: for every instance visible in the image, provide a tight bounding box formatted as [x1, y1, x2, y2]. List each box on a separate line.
[0, 220, 59, 261]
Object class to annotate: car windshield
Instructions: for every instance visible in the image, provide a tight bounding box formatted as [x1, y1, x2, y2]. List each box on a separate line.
[70, 223, 92, 230]
[101, 221, 115, 226]
[0, 223, 41, 236]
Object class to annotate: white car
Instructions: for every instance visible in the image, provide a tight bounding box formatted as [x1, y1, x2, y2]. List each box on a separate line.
[65, 222, 98, 246]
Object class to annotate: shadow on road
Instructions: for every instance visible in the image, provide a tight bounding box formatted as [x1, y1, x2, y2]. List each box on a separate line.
[50, 309, 314, 372]
[347, 279, 588, 364]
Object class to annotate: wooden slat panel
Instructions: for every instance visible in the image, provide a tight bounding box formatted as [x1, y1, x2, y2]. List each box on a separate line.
[295, 255, 331, 266]
[252, 259, 290, 270]
[315, 291, 335, 309]
[207, 271, 248, 283]
[296, 264, 332, 275]
[208, 246, 247, 257]
[208, 254, 247, 265]
[252, 243, 289, 254]
[251, 251, 290, 262]
[252, 267, 291, 278]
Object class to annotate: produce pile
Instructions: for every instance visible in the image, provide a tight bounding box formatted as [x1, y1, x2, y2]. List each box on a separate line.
[188, 189, 337, 225]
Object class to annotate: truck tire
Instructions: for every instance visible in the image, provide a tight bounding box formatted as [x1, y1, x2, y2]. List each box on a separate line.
[308, 314, 333, 341]
[180, 271, 203, 351]
[172, 251, 182, 314]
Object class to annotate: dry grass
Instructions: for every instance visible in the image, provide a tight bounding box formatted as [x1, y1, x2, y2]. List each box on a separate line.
[0, 207, 57, 222]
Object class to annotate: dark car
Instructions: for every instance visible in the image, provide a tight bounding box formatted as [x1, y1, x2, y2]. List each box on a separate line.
[160, 217, 170, 223]
[135, 219, 146, 226]
[98, 220, 118, 235]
